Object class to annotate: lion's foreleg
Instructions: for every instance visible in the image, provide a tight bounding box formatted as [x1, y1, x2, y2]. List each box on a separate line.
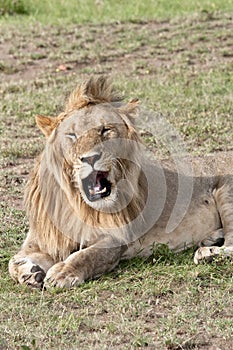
[9, 240, 54, 289]
[44, 241, 126, 289]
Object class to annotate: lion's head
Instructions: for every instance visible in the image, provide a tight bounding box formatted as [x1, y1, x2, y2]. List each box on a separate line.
[34, 77, 144, 218]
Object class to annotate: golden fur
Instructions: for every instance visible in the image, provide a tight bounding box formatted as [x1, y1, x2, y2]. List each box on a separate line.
[9, 77, 233, 289]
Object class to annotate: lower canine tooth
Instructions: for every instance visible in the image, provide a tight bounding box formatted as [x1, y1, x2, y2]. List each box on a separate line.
[95, 187, 107, 195]
[89, 187, 107, 196]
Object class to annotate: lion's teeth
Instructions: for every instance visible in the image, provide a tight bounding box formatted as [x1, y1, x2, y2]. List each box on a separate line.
[95, 187, 107, 194]
[89, 187, 107, 195]
[99, 187, 107, 194]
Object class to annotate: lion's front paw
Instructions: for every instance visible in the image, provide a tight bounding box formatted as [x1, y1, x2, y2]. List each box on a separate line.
[9, 257, 46, 289]
[194, 246, 221, 264]
[44, 262, 84, 289]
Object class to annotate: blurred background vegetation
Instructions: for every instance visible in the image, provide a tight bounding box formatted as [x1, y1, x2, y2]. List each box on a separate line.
[1, 0, 233, 23]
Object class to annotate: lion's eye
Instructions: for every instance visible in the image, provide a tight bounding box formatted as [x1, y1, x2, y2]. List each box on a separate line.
[101, 127, 112, 137]
[66, 133, 77, 142]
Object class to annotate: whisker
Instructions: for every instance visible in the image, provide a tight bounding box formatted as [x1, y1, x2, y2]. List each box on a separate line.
[113, 158, 127, 178]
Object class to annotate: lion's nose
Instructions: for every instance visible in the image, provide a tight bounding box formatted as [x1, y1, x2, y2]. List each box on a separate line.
[80, 153, 102, 166]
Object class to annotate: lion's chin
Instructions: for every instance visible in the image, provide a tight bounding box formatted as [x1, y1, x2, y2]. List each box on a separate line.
[81, 187, 118, 212]
[81, 170, 112, 202]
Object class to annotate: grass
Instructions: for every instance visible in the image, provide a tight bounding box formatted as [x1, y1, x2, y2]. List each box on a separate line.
[0, 1, 233, 349]
[1, 0, 233, 24]
[0, 0, 28, 15]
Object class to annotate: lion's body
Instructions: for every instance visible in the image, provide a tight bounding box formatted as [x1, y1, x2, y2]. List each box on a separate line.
[125, 153, 233, 257]
[9, 77, 233, 289]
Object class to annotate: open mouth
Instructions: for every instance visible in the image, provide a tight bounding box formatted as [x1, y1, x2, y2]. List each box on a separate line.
[82, 171, 112, 202]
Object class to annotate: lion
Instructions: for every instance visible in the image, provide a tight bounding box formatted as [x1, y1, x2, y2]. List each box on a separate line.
[9, 76, 233, 289]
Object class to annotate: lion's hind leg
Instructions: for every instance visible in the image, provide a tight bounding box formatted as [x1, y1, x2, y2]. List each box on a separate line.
[194, 229, 224, 264]
[9, 244, 54, 289]
[194, 245, 233, 264]
[199, 228, 224, 247]
[194, 181, 233, 264]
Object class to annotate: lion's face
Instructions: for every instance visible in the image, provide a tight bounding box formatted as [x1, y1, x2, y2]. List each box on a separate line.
[51, 104, 140, 211]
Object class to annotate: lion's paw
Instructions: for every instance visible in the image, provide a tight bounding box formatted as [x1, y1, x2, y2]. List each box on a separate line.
[194, 246, 221, 265]
[44, 262, 84, 289]
[9, 257, 46, 289]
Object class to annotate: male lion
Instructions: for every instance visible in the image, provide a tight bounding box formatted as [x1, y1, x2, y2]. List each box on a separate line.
[9, 76, 233, 289]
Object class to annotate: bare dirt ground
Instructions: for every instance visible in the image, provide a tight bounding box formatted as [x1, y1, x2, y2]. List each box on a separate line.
[1, 15, 233, 81]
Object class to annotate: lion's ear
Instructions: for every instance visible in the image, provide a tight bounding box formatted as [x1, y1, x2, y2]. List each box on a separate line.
[120, 98, 140, 121]
[35, 115, 58, 137]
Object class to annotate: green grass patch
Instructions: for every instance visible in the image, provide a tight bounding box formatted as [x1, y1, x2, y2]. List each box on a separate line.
[0, 0, 29, 15]
[1, 0, 233, 24]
